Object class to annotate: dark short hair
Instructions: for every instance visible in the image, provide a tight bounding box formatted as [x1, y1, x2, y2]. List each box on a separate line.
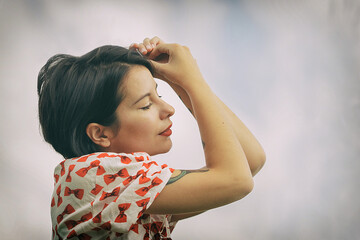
[37, 45, 152, 159]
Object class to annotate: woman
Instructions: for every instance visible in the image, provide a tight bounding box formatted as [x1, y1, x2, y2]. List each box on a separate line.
[38, 37, 265, 239]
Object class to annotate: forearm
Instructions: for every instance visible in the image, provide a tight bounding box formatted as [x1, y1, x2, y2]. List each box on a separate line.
[169, 82, 265, 175]
[183, 79, 252, 181]
[167, 82, 195, 116]
[219, 100, 266, 175]
[133, 39, 256, 214]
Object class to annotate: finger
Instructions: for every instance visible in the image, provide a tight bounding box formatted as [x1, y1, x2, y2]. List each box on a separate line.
[129, 43, 139, 49]
[149, 36, 164, 47]
[129, 42, 147, 55]
[142, 38, 153, 52]
[148, 43, 170, 60]
[149, 60, 166, 79]
[137, 43, 148, 55]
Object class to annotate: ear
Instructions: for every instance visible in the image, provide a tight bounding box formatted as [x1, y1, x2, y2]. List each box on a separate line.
[86, 123, 112, 148]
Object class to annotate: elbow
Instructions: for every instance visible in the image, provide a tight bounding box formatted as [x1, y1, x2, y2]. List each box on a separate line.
[257, 150, 266, 170]
[232, 176, 254, 200]
[251, 150, 266, 176]
[242, 177, 254, 196]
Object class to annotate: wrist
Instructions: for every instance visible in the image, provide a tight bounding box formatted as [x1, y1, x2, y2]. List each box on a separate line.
[182, 76, 208, 94]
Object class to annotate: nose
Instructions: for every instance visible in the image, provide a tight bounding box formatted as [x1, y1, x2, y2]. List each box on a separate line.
[160, 99, 175, 119]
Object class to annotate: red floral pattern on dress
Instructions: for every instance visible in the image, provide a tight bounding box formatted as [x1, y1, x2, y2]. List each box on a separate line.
[51, 152, 176, 239]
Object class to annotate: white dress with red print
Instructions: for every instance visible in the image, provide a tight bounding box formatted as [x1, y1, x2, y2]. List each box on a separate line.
[51, 152, 176, 240]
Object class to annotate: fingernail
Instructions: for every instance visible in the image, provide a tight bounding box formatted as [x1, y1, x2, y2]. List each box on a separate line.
[146, 44, 151, 50]
[140, 47, 147, 54]
[152, 43, 156, 48]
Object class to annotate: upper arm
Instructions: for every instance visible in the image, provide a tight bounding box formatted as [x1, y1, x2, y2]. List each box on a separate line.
[145, 167, 253, 215]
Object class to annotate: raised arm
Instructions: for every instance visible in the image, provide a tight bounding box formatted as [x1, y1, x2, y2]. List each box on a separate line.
[132, 37, 266, 176]
[129, 38, 262, 217]
[171, 81, 265, 175]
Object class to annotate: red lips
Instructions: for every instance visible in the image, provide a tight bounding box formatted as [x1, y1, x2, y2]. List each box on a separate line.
[159, 124, 172, 137]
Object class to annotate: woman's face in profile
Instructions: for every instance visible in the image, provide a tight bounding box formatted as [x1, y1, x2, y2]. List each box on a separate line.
[107, 65, 175, 156]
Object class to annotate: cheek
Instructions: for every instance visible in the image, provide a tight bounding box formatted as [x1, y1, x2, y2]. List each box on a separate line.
[121, 115, 156, 138]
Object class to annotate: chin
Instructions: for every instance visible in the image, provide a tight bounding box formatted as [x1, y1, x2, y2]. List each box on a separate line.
[149, 142, 172, 156]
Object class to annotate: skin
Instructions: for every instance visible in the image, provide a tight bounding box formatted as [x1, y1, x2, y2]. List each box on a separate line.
[86, 66, 175, 156]
[88, 37, 266, 221]
[106, 66, 175, 156]
[134, 37, 266, 176]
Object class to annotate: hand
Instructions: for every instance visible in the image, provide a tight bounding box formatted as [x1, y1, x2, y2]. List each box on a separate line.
[129, 36, 163, 56]
[130, 37, 204, 90]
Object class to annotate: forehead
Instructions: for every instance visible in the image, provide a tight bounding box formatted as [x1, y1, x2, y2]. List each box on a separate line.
[121, 65, 155, 98]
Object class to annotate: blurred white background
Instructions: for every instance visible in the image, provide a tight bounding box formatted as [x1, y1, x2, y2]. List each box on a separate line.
[0, 0, 359, 239]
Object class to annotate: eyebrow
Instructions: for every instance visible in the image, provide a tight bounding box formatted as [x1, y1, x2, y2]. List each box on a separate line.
[132, 83, 158, 106]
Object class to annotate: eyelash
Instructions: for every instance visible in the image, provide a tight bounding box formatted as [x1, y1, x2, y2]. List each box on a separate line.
[140, 95, 162, 110]
[141, 103, 153, 110]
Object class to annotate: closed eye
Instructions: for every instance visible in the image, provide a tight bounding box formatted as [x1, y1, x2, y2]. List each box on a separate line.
[140, 103, 153, 110]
